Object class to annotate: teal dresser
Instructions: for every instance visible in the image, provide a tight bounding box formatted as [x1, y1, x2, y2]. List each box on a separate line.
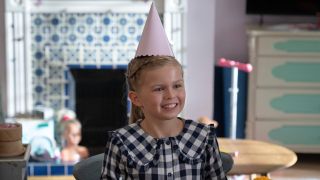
[246, 28, 320, 153]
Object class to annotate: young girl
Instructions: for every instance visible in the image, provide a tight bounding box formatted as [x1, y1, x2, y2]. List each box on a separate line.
[101, 3, 226, 179]
[60, 118, 89, 163]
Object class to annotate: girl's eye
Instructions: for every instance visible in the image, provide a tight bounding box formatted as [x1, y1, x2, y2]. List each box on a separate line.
[174, 84, 183, 88]
[154, 87, 163, 92]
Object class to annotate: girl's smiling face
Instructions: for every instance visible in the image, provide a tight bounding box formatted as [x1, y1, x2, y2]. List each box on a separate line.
[129, 63, 185, 122]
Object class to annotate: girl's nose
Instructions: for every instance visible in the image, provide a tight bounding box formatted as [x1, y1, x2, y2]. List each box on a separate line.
[166, 88, 175, 99]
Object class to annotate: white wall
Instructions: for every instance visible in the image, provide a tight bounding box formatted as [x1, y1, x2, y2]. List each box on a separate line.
[0, 0, 7, 121]
[214, 0, 248, 63]
[184, 0, 215, 120]
[214, 0, 317, 64]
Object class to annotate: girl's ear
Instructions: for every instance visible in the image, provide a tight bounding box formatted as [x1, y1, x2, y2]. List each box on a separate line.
[128, 91, 142, 107]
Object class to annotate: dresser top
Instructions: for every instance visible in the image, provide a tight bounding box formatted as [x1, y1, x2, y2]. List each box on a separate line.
[247, 24, 320, 36]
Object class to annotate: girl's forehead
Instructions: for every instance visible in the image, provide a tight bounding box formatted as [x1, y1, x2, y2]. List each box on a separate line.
[143, 63, 181, 73]
[140, 64, 183, 81]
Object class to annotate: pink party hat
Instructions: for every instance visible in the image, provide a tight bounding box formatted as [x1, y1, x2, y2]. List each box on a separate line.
[135, 2, 174, 57]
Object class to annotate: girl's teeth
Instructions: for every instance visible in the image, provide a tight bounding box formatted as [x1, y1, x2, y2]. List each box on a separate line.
[164, 104, 176, 108]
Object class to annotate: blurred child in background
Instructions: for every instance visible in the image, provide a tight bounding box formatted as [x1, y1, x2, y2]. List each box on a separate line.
[60, 118, 89, 163]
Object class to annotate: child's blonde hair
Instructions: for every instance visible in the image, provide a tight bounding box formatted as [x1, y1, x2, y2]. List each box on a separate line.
[60, 118, 82, 135]
[126, 56, 183, 124]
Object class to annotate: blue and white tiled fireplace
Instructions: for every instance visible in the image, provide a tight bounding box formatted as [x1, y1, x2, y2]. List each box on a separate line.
[31, 11, 147, 153]
[26, 10, 148, 176]
[31, 12, 146, 110]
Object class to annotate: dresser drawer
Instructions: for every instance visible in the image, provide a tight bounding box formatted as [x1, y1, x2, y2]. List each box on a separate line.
[257, 57, 320, 87]
[254, 120, 320, 153]
[257, 36, 320, 56]
[256, 89, 320, 119]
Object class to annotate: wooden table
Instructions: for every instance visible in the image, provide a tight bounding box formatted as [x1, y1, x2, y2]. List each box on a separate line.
[218, 138, 297, 175]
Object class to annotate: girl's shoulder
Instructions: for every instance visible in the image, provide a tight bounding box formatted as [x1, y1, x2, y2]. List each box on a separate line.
[176, 119, 217, 154]
[109, 122, 143, 138]
[77, 146, 89, 158]
[107, 122, 157, 149]
[106, 123, 159, 169]
[183, 119, 216, 137]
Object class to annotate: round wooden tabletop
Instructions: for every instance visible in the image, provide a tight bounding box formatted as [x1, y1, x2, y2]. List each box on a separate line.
[218, 138, 298, 175]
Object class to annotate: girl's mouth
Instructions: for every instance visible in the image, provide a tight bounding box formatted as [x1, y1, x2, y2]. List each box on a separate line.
[162, 103, 178, 109]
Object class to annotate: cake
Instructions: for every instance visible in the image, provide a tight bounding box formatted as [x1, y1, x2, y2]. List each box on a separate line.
[0, 123, 25, 157]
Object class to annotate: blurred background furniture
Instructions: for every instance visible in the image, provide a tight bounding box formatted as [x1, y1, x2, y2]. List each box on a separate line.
[73, 153, 103, 180]
[0, 144, 30, 180]
[246, 28, 320, 153]
[13, 118, 58, 162]
[217, 58, 252, 139]
[218, 138, 297, 176]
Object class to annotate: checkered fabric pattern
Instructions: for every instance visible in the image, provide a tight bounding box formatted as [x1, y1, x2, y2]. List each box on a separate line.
[101, 119, 227, 180]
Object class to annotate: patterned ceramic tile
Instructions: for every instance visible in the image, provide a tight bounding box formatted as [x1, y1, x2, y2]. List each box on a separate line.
[28, 163, 75, 176]
[30, 12, 147, 109]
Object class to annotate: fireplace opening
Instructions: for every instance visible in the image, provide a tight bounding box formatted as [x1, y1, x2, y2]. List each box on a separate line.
[70, 68, 128, 155]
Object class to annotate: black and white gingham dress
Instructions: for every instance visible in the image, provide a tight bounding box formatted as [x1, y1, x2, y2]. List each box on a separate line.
[101, 119, 227, 180]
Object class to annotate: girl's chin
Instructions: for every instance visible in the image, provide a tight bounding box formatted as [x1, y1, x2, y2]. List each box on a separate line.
[160, 112, 181, 120]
